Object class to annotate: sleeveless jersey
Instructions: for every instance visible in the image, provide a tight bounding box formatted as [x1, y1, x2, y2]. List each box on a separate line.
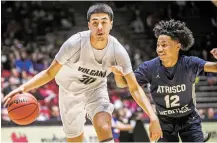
[55, 30, 132, 93]
[134, 56, 206, 117]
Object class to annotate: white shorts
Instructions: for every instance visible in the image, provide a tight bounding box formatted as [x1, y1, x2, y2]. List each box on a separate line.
[58, 87, 114, 138]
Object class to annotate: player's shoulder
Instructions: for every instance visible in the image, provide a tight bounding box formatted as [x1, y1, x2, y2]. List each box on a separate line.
[179, 55, 201, 64]
[109, 35, 123, 48]
[180, 55, 194, 60]
[109, 35, 129, 58]
[78, 30, 91, 38]
[178, 55, 189, 63]
[143, 57, 160, 67]
[136, 57, 160, 71]
[66, 30, 89, 44]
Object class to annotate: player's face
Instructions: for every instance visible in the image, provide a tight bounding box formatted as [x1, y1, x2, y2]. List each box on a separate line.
[88, 13, 113, 41]
[156, 35, 180, 61]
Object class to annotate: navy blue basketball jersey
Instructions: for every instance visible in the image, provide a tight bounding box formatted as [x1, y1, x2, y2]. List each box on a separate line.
[134, 56, 206, 117]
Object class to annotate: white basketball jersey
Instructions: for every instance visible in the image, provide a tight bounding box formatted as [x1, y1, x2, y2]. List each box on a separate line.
[55, 30, 132, 93]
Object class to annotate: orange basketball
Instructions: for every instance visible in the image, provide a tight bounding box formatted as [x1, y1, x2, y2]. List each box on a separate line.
[7, 93, 39, 125]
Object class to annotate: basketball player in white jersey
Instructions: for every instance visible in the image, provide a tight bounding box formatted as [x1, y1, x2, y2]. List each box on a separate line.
[4, 3, 162, 142]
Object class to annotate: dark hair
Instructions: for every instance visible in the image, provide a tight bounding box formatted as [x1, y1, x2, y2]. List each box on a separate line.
[153, 19, 194, 51]
[87, 3, 114, 21]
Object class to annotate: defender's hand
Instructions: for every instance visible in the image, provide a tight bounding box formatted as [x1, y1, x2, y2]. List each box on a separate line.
[111, 66, 124, 76]
[149, 118, 163, 142]
[3, 87, 23, 107]
[210, 48, 217, 59]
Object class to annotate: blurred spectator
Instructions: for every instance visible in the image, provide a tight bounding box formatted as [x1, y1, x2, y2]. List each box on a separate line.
[133, 49, 143, 68]
[117, 108, 128, 124]
[15, 51, 34, 74]
[31, 52, 45, 72]
[187, 2, 200, 17]
[198, 109, 206, 120]
[207, 73, 217, 86]
[146, 12, 160, 29]
[37, 105, 50, 121]
[175, 1, 186, 18]
[20, 71, 31, 84]
[112, 109, 134, 142]
[113, 109, 136, 142]
[122, 97, 138, 114]
[1, 108, 11, 121]
[211, 15, 217, 28]
[30, 89, 44, 101]
[39, 85, 57, 106]
[50, 105, 61, 120]
[119, 38, 132, 57]
[131, 17, 144, 33]
[207, 108, 217, 119]
[114, 99, 123, 110]
[61, 18, 72, 29]
[202, 49, 208, 61]
[3, 69, 20, 95]
[1, 92, 4, 104]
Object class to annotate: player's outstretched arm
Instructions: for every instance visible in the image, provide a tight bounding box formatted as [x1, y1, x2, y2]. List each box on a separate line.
[3, 59, 62, 106]
[124, 72, 162, 142]
[204, 48, 217, 73]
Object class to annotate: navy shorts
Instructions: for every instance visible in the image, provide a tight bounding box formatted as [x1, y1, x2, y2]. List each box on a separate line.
[157, 110, 204, 142]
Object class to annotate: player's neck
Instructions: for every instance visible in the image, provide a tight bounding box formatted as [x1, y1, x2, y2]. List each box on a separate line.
[90, 35, 108, 50]
[162, 56, 179, 68]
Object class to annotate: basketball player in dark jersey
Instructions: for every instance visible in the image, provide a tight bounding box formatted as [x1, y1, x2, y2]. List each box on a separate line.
[113, 19, 217, 142]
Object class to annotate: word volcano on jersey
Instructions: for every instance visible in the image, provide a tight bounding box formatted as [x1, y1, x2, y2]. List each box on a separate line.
[78, 66, 107, 78]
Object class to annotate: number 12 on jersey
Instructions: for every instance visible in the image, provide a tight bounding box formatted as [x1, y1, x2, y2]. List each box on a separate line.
[164, 95, 180, 108]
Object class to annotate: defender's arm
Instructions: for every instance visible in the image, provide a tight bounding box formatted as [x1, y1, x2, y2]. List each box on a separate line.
[204, 62, 217, 73]
[204, 48, 217, 73]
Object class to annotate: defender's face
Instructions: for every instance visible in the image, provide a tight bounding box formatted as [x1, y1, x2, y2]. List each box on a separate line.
[88, 13, 113, 41]
[156, 35, 180, 61]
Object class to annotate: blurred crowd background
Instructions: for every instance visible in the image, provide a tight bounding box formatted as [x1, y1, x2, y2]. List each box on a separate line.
[1, 1, 217, 131]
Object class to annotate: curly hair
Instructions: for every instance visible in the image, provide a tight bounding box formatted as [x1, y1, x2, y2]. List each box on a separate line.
[153, 19, 194, 51]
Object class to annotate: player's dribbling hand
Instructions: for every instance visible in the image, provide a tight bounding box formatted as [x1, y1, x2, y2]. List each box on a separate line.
[111, 66, 124, 76]
[210, 48, 217, 59]
[3, 87, 23, 107]
[149, 118, 163, 142]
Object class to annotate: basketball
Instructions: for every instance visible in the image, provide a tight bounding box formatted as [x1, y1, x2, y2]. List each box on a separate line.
[7, 93, 40, 125]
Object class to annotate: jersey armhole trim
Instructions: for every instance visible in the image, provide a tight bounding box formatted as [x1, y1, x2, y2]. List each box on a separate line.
[66, 33, 82, 62]
[113, 42, 118, 65]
